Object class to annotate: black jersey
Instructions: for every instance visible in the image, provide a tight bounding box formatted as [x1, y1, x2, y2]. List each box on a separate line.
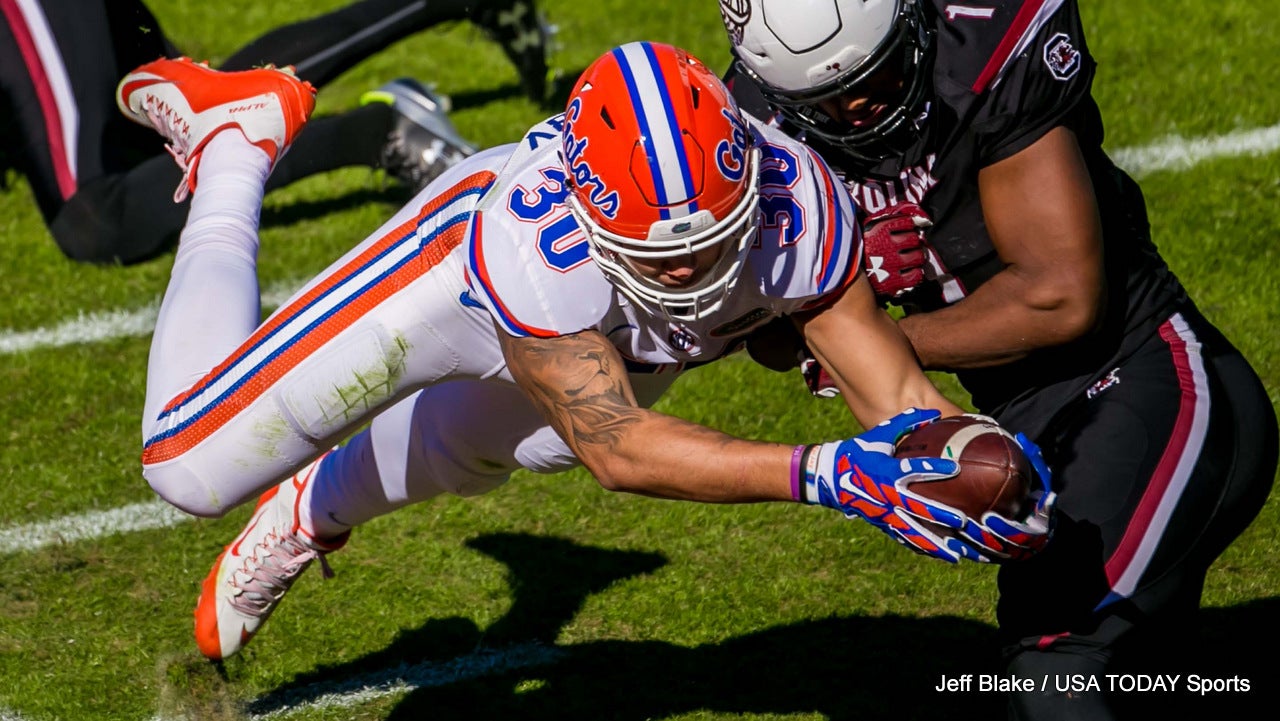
[729, 0, 1187, 434]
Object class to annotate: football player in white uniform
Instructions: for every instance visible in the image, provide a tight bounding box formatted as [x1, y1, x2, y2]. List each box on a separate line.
[119, 42, 1052, 660]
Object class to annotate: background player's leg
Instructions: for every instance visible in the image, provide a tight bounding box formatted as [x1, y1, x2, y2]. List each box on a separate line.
[221, 0, 494, 86]
[219, 0, 550, 101]
[46, 155, 186, 263]
[266, 105, 394, 189]
[1, 0, 182, 263]
[47, 107, 401, 265]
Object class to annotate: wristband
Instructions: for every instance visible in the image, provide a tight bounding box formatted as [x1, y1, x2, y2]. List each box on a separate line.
[789, 445, 806, 501]
[791, 444, 824, 505]
[801, 444, 823, 504]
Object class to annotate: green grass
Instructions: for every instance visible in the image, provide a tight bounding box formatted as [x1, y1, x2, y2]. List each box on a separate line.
[1, 1, 1278, 719]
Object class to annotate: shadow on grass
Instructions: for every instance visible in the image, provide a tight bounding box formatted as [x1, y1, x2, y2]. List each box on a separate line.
[250, 532, 1277, 720]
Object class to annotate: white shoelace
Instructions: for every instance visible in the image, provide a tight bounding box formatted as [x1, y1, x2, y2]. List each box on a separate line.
[228, 531, 334, 618]
[142, 95, 197, 202]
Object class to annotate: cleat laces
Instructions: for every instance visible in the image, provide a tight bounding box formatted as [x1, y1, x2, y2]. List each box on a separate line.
[140, 94, 198, 202]
[226, 530, 334, 618]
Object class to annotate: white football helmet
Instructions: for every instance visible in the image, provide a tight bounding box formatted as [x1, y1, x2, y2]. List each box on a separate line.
[722, 0, 933, 166]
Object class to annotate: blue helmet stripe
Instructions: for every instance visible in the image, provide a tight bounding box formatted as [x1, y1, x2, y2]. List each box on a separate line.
[614, 42, 696, 220]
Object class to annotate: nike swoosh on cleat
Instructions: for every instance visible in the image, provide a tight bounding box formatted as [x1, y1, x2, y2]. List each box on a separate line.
[118, 77, 166, 107]
[292, 456, 322, 495]
[229, 513, 265, 558]
[289, 456, 327, 532]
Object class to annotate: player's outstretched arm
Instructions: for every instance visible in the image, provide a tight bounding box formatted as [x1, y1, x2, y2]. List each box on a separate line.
[798, 271, 965, 427]
[499, 326, 795, 503]
[499, 325, 1010, 563]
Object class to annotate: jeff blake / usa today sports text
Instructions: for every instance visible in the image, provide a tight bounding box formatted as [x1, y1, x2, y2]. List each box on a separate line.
[936, 674, 1252, 695]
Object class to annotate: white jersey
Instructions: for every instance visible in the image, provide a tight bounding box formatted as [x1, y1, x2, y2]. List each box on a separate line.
[465, 114, 862, 371]
[142, 112, 861, 517]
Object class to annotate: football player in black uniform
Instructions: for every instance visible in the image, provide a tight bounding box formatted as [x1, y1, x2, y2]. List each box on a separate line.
[721, 0, 1278, 718]
[0, 0, 549, 264]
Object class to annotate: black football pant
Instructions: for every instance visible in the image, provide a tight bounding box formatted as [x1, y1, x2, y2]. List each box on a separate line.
[994, 302, 1278, 720]
[0, 0, 478, 264]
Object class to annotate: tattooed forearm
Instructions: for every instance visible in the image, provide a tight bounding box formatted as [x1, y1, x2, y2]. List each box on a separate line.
[499, 325, 790, 503]
[499, 329, 647, 449]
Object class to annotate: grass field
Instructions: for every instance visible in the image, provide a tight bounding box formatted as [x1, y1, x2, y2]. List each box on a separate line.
[1, 1, 1278, 719]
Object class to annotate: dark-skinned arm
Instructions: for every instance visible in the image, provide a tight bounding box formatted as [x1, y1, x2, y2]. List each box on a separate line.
[900, 126, 1106, 370]
[499, 325, 795, 502]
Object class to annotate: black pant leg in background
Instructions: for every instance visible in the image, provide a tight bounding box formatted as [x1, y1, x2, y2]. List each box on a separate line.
[4, 0, 463, 264]
[1, 0, 180, 261]
[220, 0, 479, 86]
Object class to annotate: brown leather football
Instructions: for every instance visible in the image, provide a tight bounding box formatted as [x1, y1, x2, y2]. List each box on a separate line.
[894, 415, 1033, 520]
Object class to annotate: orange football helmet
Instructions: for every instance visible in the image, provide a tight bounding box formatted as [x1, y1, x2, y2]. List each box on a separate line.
[562, 41, 761, 321]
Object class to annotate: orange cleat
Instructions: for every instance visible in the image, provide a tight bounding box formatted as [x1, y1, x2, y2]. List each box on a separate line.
[117, 57, 316, 201]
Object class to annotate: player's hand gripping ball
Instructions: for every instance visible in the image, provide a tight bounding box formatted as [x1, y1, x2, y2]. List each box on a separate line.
[894, 414, 1056, 561]
[894, 415, 1031, 519]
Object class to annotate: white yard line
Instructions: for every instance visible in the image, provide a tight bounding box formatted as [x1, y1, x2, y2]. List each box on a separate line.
[0, 304, 160, 354]
[0, 282, 298, 355]
[0, 499, 190, 555]
[245, 642, 566, 720]
[1111, 123, 1280, 178]
[141, 644, 564, 721]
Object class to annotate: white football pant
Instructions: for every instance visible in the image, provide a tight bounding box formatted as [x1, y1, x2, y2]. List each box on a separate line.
[140, 134, 674, 531]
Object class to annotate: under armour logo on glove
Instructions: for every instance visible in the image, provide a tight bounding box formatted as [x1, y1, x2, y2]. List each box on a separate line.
[861, 202, 934, 300]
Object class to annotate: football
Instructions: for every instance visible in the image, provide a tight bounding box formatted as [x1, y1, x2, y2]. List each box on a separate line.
[893, 415, 1033, 521]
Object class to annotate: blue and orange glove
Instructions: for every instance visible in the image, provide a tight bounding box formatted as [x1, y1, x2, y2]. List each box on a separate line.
[952, 427, 1057, 562]
[794, 408, 990, 564]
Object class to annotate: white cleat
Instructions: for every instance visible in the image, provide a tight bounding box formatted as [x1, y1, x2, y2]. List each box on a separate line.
[193, 457, 347, 660]
[361, 77, 477, 193]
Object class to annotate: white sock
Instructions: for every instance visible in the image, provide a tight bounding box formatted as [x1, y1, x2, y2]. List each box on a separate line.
[175, 131, 272, 263]
[142, 131, 273, 432]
